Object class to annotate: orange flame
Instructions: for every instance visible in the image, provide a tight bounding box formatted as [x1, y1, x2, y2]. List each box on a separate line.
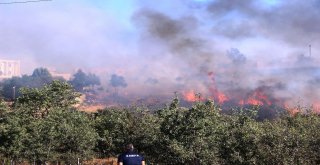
[239, 89, 272, 106]
[284, 102, 300, 116]
[217, 92, 228, 104]
[183, 90, 198, 102]
[208, 72, 229, 104]
[312, 102, 320, 113]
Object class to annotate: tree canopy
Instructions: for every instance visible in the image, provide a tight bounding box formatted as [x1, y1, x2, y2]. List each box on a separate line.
[0, 81, 319, 164]
[0, 68, 54, 100]
[69, 70, 100, 92]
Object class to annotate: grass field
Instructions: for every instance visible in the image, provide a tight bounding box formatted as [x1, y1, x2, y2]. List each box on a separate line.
[83, 158, 117, 165]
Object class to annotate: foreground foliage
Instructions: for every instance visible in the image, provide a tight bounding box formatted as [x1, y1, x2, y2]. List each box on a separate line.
[0, 81, 320, 164]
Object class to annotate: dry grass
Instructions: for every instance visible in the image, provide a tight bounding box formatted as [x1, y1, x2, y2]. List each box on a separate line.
[0, 158, 118, 165]
[83, 158, 117, 165]
[78, 104, 106, 113]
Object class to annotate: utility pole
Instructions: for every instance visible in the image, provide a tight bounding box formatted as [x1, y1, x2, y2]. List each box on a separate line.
[12, 86, 16, 100]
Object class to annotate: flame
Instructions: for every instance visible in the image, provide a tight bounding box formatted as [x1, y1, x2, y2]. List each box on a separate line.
[239, 89, 272, 106]
[312, 102, 320, 113]
[247, 98, 264, 106]
[207, 72, 229, 104]
[183, 90, 198, 102]
[284, 102, 300, 116]
[217, 91, 228, 104]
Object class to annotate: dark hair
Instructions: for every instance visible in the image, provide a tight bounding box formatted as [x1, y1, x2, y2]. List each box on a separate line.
[126, 143, 134, 151]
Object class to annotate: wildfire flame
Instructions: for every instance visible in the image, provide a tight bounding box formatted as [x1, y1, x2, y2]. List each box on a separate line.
[183, 90, 198, 102]
[312, 102, 320, 113]
[183, 72, 275, 107]
[207, 72, 229, 104]
[180, 72, 320, 114]
[240, 89, 272, 106]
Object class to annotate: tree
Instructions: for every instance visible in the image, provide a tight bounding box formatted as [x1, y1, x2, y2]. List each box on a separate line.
[110, 74, 127, 88]
[1, 76, 25, 100]
[69, 70, 100, 92]
[217, 107, 261, 165]
[0, 99, 10, 161]
[156, 100, 223, 164]
[15, 80, 81, 118]
[1, 68, 53, 100]
[87, 73, 101, 87]
[257, 112, 320, 164]
[31, 67, 53, 87]
[93, 106, 160, 162]
[40, 109, 97, 164]
[0, 81, 95, 164]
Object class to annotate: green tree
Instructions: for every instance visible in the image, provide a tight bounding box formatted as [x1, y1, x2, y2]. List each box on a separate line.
[0, 81, 95, 164]
[217, 107, 262, 165]
[157, 100, 223, 164]
[94, 108, 135, 157]
[0, 99, 10, 161]
[42, 109, 97, 164]
[257, 112, 320, 164]
[93, 106, 160, 163]
[15, 80, 81, 118]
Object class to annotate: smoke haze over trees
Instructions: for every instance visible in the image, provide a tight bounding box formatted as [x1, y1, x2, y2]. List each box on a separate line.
[110, 74, 127, 88]
[0, 81, 320, 164]
[69, 69, 100, 92]
[1, 1, 320, 164]
[1, 1, 320, 109]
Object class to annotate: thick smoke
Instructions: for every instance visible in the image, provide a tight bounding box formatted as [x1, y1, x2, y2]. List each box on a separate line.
[207, 0, 320, 45]
[133, 8, 212, 68]
[1, 0, 320, 108]
[133, 0, 320, 108]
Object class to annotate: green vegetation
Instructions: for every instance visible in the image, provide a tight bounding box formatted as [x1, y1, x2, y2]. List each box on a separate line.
[0, 80, 319, 164]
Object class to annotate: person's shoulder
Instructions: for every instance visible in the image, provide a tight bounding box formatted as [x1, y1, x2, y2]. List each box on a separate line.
[118, 152, 126, 161]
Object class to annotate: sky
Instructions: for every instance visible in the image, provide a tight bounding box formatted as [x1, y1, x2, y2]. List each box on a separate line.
[1, 0, 320, 106]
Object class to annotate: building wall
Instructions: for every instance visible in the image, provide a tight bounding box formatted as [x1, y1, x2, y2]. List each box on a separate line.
[0, 60, 21, 79]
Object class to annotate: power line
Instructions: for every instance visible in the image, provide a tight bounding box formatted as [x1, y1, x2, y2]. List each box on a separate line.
[0, 0, 52, 4]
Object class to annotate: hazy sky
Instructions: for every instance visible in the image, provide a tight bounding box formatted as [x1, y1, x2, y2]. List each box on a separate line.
[1, 0, 320, 105]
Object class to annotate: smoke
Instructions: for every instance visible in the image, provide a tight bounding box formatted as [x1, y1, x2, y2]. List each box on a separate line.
[132, 8, 212, 68]
[227, 48, 247, 64]
[110, 74, 127, 88]
[0, 0, 138, 73]
[145, 78, 159, 85]
[207, 0, 320, 45]
[132, 0, 320, 108]
[1, 0, 320, 108]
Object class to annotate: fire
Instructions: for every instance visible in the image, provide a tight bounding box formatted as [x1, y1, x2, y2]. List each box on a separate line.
[217, 91, 228, 104]
[312, 102, 320, 113]
[183, 90, 198, 102]
[207, 72, 229, 104]
[284, 103, 300, 116]
[246, 98, 264, 106]
[239, 88, 272, 106]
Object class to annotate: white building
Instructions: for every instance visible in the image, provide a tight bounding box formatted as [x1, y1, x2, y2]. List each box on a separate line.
[0, 59, 21, 79]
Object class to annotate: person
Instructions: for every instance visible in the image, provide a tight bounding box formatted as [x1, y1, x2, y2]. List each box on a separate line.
[117, 144, 145, 165]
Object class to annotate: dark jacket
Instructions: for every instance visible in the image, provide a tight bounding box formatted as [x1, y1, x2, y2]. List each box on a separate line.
[118, 150, 145, 165]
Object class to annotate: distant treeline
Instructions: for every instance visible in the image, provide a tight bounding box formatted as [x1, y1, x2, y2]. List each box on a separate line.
[0, 80, 319, 164]
[0, 68, 100, 100]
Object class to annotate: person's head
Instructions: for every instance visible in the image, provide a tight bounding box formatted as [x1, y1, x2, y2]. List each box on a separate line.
[125, 143, 134, 152]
